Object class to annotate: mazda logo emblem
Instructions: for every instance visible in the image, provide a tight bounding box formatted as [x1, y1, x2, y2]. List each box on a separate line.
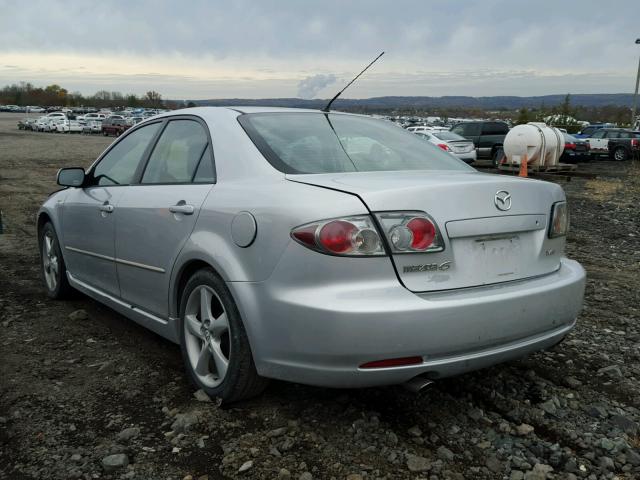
[494, 190, 512, 211]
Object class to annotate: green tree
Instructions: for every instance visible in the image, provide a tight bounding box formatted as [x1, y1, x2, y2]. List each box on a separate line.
[516, 107, 530, 125]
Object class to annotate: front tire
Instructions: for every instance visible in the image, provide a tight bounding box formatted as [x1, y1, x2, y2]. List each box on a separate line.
[39, 222, 74, 299]
[179, 268, 268, 403]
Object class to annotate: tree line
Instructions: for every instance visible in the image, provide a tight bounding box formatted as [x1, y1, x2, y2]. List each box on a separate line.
[342, 94, 633, 130]
[0, 81, 182, 109]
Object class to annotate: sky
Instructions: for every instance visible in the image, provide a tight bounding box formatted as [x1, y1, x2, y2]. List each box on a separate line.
[0, 0, 639, 100]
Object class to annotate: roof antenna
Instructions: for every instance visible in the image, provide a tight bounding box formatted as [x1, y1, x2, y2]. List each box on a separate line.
[322, 51, 385, 112]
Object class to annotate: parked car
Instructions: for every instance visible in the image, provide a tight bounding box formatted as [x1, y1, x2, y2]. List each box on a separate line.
[44, 118, 64, 132]
[82, 120, 103, 135]
[56, 120, 83, 134]
[78, 113, 108, 123]
[102, 117, 130, 136]
[584, 128, 633, 157]
[573, 123, 616, 139]
[18, 118, 37, 130]
[414, 130, 477, 163]
[127, 116, 145, 126]
[33, 116, 50, 132]
[450, 121, 509, 165]
[559, 132, 591, 163]
[46, 112, 67, 122]
[38, 107, 585, 402]
[607, 130, 640, 161]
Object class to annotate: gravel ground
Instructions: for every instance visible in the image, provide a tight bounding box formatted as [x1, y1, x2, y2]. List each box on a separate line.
[1, 111, 639, 480]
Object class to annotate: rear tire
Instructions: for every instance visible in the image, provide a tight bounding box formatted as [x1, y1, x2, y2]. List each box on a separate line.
[39, 222, 74, 299]
[613, 147, 628, 161]
[178, 268, 268, 403]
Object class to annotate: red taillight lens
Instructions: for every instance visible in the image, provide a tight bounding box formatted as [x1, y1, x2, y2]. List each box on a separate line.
[437, 143, 450, 151]
[318, 220, 358, 254]
[406, 217, 436, 250]
[632, 139, 639, 148]
[360, 356, 423, 369]
[564, 142, 576, 150]
[291, 216, 385, 256]
[375, 212, 444, 253]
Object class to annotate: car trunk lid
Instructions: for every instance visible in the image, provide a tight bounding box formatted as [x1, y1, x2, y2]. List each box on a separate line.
[287, 170, 565, 292]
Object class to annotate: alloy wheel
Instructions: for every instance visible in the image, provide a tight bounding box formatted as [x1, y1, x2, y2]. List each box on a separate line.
[42, 231, 59, 291]
[184, 285, 230, 388]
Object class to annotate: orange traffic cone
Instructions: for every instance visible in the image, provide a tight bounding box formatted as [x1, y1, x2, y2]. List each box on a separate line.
[519, 154, 528, 177]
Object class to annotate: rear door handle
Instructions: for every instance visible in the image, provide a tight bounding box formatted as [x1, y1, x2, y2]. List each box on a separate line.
[99, 203, 114, 213]
[169, 203, 195, 215]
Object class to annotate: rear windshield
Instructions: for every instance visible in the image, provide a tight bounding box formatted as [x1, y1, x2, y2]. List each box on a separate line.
[238, 113, 473, 174]
[433, 131, 466, 142]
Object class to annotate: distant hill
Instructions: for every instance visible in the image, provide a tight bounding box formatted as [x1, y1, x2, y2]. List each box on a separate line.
[189, 94, 635, 110]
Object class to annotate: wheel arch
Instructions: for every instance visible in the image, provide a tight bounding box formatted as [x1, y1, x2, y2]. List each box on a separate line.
[36, 211, 52, 237]
[169, 257, 261, 358]
[171, 258, 214, 318]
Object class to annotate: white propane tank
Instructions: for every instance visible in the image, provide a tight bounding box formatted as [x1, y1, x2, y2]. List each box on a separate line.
[503, 122, 565, 168]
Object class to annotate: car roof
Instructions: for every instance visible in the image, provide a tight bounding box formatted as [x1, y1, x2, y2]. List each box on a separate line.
[152, 106, 357, 121]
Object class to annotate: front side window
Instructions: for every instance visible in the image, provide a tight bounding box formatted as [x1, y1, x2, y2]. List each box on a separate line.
[142, 120, 209, 184]
[91, 122, 161, 186]
[591, 130, 606, 139]
[239, 113, 473, 174]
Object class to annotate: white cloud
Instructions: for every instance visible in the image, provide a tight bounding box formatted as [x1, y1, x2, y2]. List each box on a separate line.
[0, 0, 638, 98]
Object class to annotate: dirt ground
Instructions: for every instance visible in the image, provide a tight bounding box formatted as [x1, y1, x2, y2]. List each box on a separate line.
[1, 111, 639, 480]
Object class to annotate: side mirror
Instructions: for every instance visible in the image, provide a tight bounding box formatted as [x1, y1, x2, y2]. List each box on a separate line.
[57, 167, 85, 187]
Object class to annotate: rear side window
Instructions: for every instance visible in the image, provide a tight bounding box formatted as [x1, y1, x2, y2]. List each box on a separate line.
[142, 120, 209, 184]
[482, 122, 509, 135]
[193, 145, 215, 182]
[457, 123, 481, 136]
[606, 131, 620, 139]
[92, 122, 161, 186]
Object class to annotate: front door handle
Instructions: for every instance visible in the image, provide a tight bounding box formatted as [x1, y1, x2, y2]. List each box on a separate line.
[169, 203, 195, 215]
[99, 203, 114, 213]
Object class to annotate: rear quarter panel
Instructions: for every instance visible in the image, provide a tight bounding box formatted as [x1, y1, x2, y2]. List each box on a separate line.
[169, 178, 369, 317]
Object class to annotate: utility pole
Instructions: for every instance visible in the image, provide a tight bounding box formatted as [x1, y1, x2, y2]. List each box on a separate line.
[632, 38, 640, 128]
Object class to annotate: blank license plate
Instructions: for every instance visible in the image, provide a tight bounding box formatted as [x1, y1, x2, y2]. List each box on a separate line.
[472, 235, 521, 279]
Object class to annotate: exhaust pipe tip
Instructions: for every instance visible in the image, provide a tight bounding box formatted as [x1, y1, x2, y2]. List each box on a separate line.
[403, 375, 434, 393]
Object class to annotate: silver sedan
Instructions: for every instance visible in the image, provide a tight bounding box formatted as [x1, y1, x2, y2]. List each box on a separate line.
[38, 107, 585, 402]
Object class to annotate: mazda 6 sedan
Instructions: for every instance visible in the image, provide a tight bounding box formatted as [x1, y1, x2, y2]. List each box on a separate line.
[38, 107, 586, 402]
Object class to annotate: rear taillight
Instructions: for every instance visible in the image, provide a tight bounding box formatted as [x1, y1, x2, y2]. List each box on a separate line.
[437, 143, 450, 151]
[564, 142, 576, 150]
[549, 201, 569, 238]
[632, 139, 639, 148]
[291, 216, 385, 256]
[376, 212, 444, 253]
[292, 212, 445, 256]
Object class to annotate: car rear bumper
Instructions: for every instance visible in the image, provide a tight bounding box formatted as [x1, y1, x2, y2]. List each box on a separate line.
[454, 150, 477, 163]
[230, 258, 585, 388]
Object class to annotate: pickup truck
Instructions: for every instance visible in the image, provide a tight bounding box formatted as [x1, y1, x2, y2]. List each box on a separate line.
[450, 120, 509, 165]
[607, 130, 640, 161]
[102, 117, 130, 137]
